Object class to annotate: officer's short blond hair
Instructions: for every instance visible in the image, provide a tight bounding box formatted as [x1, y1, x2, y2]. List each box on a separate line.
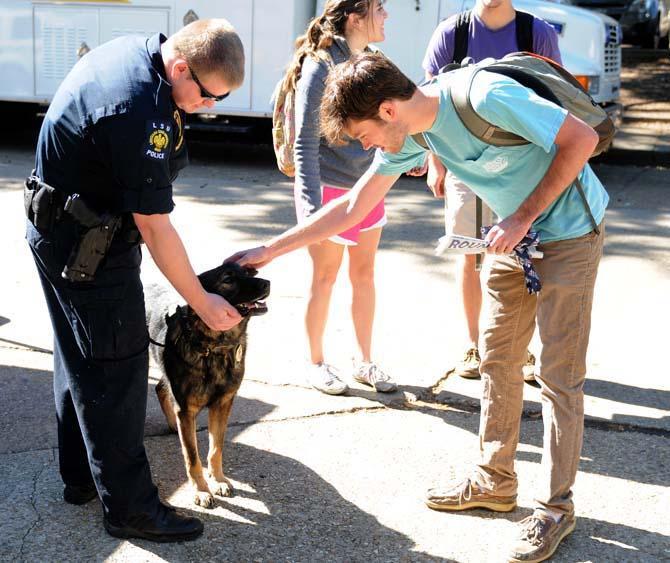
[172, 18, 245, 88]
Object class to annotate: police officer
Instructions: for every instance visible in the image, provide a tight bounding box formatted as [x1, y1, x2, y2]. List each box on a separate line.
[25, 19, 245, 542]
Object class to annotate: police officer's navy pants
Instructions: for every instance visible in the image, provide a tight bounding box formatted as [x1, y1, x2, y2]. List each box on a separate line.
[26, 221, 160, 521]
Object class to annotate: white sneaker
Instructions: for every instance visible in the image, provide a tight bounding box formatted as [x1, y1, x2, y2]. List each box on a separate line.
[523, 351, 537, 383]
[306, 363, 348, 395]
[353, 362, 397, 393]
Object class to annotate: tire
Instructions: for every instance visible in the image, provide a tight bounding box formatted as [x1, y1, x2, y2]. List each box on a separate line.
[0, 102, 42, 144]
[640, 17, 661, 49]
[659, 29, 669, 49]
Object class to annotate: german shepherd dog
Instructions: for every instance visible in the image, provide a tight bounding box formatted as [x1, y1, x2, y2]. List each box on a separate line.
[146, 262, 270, 508]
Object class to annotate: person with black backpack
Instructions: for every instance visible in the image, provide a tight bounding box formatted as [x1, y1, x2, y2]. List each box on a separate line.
[420, 0, 561, 383]
[230, 50, 610, 562]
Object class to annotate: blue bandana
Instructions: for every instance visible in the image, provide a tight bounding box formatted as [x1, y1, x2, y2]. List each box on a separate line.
[482, 227, 542, 294]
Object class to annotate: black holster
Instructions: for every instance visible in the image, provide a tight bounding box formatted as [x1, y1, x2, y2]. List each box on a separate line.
[61, 194, 122, 282]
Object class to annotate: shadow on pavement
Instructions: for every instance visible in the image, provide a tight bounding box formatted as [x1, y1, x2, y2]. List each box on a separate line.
[1, 390, 427, 562]
[1, 362, 667, 488]
[438, 504, 670, 562]
[372, 383, 669, 488]
[584, 378, 669, 412]
[139, 423, 426, 562]
[1, 363, 667, 560]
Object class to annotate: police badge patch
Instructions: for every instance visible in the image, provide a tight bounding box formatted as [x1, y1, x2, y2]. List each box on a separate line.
[143, 119, 173, 161]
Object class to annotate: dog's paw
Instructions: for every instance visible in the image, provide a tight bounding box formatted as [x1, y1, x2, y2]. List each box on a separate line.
[211, 480, 234, 498]
[193, 491, 215, 509]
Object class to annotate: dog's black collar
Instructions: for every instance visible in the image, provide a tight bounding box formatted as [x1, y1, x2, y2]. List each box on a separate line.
[200, 344, 232, 357]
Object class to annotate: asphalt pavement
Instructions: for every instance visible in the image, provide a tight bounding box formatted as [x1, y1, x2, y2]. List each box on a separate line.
[0, 142, 668, 562]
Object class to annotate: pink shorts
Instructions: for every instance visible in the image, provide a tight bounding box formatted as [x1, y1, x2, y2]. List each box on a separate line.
[322, 185, 387, 246]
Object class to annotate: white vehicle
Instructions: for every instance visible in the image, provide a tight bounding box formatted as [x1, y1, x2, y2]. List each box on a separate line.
[0, 0, 314, 133]
[0, 0, 622, 131]
[317, 0, 623, 126]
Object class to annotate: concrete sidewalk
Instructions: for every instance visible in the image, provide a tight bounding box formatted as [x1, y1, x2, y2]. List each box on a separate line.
[0, 146, 668, 562]
[608, 126, 670, 166]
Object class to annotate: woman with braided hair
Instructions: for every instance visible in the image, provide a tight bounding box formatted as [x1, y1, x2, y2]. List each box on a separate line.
[287, 0, 396, 395]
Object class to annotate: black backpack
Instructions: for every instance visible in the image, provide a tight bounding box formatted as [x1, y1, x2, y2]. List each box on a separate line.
[453, 10, 534, 64]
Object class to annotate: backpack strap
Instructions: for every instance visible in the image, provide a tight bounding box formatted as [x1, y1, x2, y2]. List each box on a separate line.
[475, 196, 483, 270]
[411, 132, 430, 149]
[453, 11, 472, 64]
[574, 176, 600, 234]
[514, 11, 534, 53]
[450, 69, 528, 146]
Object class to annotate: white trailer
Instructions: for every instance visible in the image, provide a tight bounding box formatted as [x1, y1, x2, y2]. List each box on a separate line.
[0, 0, 622, 131]
[0, 0, 314, 132]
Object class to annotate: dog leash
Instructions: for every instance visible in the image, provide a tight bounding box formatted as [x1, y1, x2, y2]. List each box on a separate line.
[150, 328, 241, 360]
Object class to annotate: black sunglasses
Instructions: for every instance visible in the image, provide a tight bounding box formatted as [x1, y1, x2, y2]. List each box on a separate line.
[189, 66, 230, 102]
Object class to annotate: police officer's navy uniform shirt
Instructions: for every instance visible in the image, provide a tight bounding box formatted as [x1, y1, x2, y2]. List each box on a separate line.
[35, 33, 187, 216]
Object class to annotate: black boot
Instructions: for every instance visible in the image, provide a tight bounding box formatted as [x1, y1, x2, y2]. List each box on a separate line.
[103, 503, 203, 543]
[63, 483, 98, 505]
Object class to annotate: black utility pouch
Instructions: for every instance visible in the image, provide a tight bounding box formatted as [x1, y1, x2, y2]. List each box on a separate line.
[120, 215, 143, 245]
[23, 183, 35, 224]
[24, 172, 61, 232]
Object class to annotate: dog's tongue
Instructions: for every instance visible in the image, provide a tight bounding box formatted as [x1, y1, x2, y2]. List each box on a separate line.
[237, 301, 268, 316]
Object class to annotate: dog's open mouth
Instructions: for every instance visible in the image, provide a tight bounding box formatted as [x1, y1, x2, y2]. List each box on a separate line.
[236, 300, 268, 317]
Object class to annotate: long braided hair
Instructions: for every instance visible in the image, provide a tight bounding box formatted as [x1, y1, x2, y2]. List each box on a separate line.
[283, 0, 373, 91]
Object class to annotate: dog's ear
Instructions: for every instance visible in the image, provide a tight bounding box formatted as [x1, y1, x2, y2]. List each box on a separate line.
[198, 267, 218, 293]
[164, 306, 178, 327]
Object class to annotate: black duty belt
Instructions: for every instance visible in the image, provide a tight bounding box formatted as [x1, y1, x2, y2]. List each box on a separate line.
[24, 171, 141, 244]
[25, 171, 143, 282]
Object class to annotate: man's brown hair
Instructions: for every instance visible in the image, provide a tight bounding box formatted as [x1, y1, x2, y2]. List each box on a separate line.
[320, 52, 416, 145]
[172, 18, 245, 88]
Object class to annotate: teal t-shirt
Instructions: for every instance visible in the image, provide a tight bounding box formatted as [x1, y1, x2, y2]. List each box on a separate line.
[371, 68, 609, 243]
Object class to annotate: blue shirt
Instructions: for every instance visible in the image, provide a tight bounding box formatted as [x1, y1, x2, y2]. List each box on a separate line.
[371, 69, 609, 243]
[35, 33, 187, 215]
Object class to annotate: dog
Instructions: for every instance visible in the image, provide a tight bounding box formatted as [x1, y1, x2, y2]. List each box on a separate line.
[146, 262, 270, 508]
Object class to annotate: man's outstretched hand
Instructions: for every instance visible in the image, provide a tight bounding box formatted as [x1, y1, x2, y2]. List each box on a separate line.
[226, 245, 274, 269]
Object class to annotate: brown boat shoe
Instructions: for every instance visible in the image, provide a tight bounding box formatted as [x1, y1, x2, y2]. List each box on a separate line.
[508, 510, 576, 562]
[425, 477, 517, 512]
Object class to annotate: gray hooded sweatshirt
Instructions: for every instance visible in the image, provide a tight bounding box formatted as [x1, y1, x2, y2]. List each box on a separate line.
[293, 36, 376, 220]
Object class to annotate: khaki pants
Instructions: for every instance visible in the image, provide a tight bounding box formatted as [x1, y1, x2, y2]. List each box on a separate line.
[444, 172, 494, 238]
[474, 224, 605, 516]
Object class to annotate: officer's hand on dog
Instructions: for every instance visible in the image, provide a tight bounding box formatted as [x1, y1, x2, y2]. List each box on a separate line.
[484, 215, 530, 255]
[226, 246, 273, 269]
[193, 293, 242, 331]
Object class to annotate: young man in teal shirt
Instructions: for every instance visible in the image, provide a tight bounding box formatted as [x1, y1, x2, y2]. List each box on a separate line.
[232, 52, 606, 562]
[420, 0, 562, 381]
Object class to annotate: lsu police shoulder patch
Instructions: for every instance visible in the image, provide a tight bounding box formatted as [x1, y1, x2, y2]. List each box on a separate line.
[143, 119, 173, 161]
